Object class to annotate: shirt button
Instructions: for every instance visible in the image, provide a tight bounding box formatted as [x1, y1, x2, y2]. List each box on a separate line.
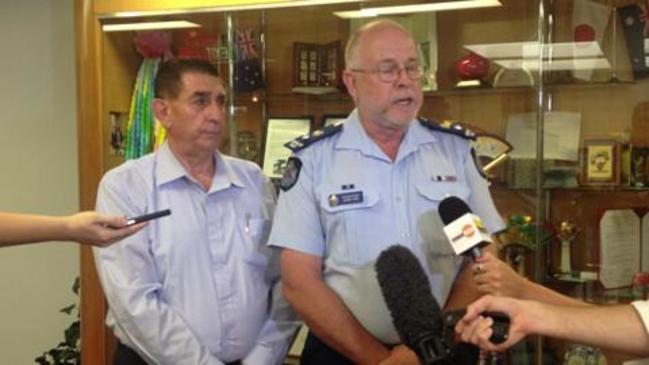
[396, 196, 402, 202]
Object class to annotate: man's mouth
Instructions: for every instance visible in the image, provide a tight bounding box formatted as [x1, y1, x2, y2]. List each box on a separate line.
[394, 96, 414, 106]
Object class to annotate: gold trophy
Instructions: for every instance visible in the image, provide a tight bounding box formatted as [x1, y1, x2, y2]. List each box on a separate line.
[557, 220, 578, 274]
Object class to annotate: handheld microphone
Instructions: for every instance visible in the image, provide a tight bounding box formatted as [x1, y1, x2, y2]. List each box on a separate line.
[438, 196, 492, 260]
[375, 245, 510, 364]
[375, 245, 450, 364]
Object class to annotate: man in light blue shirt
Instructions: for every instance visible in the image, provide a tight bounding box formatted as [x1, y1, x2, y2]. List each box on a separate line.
[94, 59, 297, 365]
[268, 20, 505, 365]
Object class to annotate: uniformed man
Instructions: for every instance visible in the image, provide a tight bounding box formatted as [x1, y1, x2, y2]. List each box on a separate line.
[268, 20, 504, 365]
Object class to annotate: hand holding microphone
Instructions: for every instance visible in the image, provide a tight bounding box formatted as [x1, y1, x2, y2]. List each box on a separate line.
[375, 245, 510, 364]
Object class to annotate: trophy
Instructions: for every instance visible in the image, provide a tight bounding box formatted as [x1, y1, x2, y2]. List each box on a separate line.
[556, 220, 578, 274]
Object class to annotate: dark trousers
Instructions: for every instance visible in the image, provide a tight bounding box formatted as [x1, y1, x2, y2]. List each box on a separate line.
[113, 342, 148, 365]
[300, 332, 354, 365]
[299, 332, 479, 365]
[113, 341, 242, 365]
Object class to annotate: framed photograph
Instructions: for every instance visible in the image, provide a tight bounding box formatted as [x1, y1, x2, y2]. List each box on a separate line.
[262, 116, 313, 179]
[580, 139, 620, 185]
[321, 113, 348, 128]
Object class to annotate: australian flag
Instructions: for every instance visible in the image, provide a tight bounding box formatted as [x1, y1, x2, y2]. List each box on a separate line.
[234, 28, 265, 92]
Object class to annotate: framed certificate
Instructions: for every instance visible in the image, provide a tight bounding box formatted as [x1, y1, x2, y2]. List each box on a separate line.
[262, 116, 313, 178]
[580, 138, 620, 186]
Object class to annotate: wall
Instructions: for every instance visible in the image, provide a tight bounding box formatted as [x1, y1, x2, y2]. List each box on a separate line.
[0, 0, 79, 363]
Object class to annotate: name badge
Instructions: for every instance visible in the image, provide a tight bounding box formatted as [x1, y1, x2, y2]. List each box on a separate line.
[432, 175, 457, 182]
[328, 191, 364, 207]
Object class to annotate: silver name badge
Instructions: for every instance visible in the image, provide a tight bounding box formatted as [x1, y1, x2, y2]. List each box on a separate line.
[328, 191, 364, 207]
[432, 175, 457, 182]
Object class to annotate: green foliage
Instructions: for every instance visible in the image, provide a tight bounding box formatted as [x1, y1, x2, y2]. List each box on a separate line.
[505, 215, 553, 251]
[35, 277, 80, 365]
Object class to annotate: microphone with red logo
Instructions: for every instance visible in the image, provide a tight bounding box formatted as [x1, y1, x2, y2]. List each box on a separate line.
[438, 196, 492, 261]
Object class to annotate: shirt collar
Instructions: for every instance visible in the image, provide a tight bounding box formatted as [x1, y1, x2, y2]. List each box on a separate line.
[336, 109, 437, 161]
[155, 142, 245, 191]
[336, 109, 388, 160]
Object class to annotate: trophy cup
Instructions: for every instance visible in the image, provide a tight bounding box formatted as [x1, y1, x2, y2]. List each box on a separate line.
[557, 220, 578, 274]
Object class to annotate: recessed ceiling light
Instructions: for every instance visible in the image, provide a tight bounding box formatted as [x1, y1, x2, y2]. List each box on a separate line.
[102, 0, 362, 19]
[102, 20, 201, 32]
[334, 0, 501, 18]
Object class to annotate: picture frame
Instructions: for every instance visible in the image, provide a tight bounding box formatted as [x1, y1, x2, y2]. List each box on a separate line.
[262, 116, 313, 179]
[320, 113, 348, 128]
[580, 139, 620, 186]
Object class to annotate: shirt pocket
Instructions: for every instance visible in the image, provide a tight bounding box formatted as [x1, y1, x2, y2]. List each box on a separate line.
[319, 187, 384, 267]
[242, 217, 271, 267]
[415, 181, 471, 257]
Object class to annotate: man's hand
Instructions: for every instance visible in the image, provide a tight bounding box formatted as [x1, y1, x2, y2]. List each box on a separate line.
[377, 344, 420, 365]
[65, 211, 146, 246]
[455, 295, 532, 352]
[472, 252, 529, 297]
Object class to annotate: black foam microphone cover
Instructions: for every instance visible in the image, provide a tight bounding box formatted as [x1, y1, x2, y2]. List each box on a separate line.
[375, 245, 451, 364]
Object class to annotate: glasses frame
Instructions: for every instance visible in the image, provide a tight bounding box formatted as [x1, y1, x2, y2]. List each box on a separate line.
[350, 63, 424, 83]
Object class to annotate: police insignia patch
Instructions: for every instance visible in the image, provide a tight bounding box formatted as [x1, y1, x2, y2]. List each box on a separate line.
[280, 157, 302, 191]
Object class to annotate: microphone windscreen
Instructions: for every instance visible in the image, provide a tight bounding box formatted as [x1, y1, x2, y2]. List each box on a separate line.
[438, 196, 472, 225]
[376, 245, 448, 363]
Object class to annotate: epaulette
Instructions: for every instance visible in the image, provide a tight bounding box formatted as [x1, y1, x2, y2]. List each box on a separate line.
[418, 118, 477, 140]
[284, 123, 344, 152]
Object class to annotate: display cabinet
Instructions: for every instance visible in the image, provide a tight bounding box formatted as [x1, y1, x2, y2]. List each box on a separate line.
[76, 0, 649, 363]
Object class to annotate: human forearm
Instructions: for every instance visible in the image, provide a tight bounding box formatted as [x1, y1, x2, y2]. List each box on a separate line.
[0, 211, 142, 247]
[538, 303, 649, 355]
[281, 250, 390, 365]
[445, 260, 482, 310]
[97, 251, 224, 365]
[0, 212, 69, 246]
[244, 282, 301, 365]
[284, 279, 389, 364]
[518, 280, 588, 306]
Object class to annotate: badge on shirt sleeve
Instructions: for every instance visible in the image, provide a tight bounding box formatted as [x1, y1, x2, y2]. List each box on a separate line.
[280, 157, 302, 192]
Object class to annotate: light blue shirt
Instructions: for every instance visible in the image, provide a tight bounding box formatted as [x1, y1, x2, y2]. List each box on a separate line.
[269, 110, 505, 343]
[94, 142, 298, 365]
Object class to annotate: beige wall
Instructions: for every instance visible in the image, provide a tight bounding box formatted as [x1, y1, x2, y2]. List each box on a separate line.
[0, 0, 80, 363]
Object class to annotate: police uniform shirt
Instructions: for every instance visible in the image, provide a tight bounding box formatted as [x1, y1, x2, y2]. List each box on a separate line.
[268, 109, 505, 344]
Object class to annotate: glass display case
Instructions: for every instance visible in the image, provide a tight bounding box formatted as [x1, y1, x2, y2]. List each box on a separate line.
[77, 1, 649, 364]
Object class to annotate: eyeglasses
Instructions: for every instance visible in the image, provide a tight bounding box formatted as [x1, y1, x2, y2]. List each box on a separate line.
[350, 63, 424, 83]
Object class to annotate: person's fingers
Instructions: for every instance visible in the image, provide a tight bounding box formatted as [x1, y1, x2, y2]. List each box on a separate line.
[91, 222, 147, 247]
[459, 315, 484, 343]
[95, 213, 128, 228]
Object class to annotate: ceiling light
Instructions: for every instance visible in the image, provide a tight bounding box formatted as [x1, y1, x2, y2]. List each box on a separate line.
[334, 0, 501, 18]
[102, 20, 201, 32]
[101, 0, 361, 19]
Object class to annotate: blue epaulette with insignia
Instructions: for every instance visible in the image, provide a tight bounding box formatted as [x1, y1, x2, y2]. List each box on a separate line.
[284, 123, 344, 152]
[418, 117, 477, 140]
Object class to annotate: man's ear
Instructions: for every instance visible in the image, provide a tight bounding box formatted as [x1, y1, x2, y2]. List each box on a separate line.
[342, 70, 358, 102]
[152, 98, 171, 128]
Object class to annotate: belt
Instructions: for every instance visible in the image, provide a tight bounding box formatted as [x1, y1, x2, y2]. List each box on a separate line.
[226, 361, 242, 365]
